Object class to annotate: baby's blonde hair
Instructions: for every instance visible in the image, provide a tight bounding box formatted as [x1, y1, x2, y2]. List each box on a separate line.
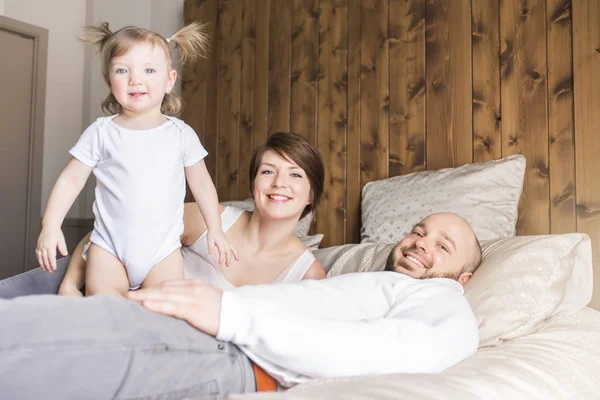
[80, 21, 209, 116]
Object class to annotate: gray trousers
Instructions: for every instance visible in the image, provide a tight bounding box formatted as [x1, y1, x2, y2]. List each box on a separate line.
[0, 258, 256, 400]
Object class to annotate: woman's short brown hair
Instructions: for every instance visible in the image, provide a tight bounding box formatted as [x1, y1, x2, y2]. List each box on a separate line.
[249, 132, 324, 220]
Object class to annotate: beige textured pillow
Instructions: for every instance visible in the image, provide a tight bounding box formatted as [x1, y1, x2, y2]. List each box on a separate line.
[360, 155, 526, 243]
[467, 233, 593, 347]
[313, 233, 593, 349]
[313, 243, 393, 276]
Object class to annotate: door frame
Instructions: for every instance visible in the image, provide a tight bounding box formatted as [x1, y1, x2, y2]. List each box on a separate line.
[0, 16, 47, 272]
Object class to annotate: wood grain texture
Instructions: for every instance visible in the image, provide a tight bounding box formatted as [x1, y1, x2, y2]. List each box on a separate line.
[547, 0, 575, 234]
[345, 0, 361, 244]
[216, 0, 242, 200]
[425, 0, 473, 170]
[500, 0, 550, 235]
[317, 0, 347, 247]
[238, 0, 256, 199]
[203, 0, 221, 183]
[182, 0, 205, 202]
[291, 0, 319, 144]
[472, 0, 501, 162]
[253, 0, 269, 152]
[573, 0, 600, 309]
[389, 0, 426, 176]
[268, 0, 292, 133]
[183, 0, 220, 187]
[182, 2, 600, 309]
[360, 0, 389, 188]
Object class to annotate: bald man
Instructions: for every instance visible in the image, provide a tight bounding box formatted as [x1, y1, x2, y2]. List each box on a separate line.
[0, 213, 482, 400]
[385, 212, 482, 284]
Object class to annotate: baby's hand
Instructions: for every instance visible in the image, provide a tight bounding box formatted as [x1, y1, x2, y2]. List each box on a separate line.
[36, 227, 68, 272]
[207, 229, 239, 267]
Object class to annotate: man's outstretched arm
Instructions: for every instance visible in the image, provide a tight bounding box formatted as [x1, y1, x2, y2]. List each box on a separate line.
[217, 284, 479, 378]
[128, 275, 479, 381]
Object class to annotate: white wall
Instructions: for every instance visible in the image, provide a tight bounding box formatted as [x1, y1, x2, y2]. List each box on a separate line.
[2, 0, 184, 218]
[2, 0, 87, 217]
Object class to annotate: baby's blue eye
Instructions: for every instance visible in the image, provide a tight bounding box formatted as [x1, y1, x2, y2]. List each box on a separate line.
[145, 68, 156, 74]
[116, 68, 127, 74]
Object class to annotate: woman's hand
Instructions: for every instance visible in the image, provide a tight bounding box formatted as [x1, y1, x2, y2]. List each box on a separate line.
[126, 280, 223, 336]
[36, 227, 68, 272]
[207, 229, 239, 267]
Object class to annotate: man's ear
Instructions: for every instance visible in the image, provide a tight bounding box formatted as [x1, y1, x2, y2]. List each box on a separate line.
[457, 272, 472, 287]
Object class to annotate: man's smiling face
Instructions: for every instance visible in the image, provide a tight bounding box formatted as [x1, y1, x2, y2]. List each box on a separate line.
[385, 213, 479, 286]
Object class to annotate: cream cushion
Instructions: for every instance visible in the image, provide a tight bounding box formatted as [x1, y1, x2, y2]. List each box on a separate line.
[231, 307, 600, 400]
[467, 233, 592, 347]
[313, 233, 593, 348]
[360, 154, 526, 244]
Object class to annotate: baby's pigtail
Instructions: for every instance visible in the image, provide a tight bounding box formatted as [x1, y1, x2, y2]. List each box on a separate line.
[168, 21, 210, 64]
[79, 22, 114, 53]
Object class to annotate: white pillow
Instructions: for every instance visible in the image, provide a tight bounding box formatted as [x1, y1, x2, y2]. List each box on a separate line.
[360, 155, 526, 244]
[466, 233, 593, 347]
[221, 198, 314, 238]
[313, 233, 593, 348]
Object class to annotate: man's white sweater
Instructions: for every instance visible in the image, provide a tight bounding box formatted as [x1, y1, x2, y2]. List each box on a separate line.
[217, 271, 479, 388]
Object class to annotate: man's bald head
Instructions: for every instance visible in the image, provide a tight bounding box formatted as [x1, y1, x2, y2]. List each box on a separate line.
[385, 213, 482, 286]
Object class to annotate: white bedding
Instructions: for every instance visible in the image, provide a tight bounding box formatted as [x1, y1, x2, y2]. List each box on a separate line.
[231, 307, 600, 400]
[229, 231, 600, 400]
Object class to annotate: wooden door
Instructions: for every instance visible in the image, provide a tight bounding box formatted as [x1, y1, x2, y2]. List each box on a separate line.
[0, 16, 47, 279]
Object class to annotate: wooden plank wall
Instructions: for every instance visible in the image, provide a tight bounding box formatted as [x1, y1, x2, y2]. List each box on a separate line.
[182, 0, 600, 308]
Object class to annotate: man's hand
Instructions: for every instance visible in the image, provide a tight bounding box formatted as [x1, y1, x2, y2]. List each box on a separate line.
[207, 229, 239, 267]
[36, 227, 68, 272]
[126, 280, 223, 336]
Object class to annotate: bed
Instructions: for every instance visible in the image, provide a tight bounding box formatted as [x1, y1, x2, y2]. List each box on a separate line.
[228, 154, 600, 399]
[2, 155, 599, 399]
[231, 308, 600, 399]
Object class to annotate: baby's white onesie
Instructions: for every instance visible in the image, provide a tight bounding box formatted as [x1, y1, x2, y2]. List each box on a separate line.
[69, 115, 207, 288]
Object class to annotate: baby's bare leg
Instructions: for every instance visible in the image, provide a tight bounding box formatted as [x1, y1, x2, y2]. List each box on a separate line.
[85, 244, 130, 297]
[142, 249, 184, 288]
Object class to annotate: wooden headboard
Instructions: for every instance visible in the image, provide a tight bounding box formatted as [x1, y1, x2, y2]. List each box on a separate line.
[182, 0, 600, 309]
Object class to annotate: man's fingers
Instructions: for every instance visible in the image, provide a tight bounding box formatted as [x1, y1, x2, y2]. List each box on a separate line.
[142, 300, 189, 320]
[128, 287, 194, 304]
[161, 279, 200, 287]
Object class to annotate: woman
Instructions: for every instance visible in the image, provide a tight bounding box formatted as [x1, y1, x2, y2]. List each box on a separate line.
[57, 131, 326, 296]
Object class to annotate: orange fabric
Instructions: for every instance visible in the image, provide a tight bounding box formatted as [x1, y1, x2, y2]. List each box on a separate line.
[252, 362, 277, 392]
